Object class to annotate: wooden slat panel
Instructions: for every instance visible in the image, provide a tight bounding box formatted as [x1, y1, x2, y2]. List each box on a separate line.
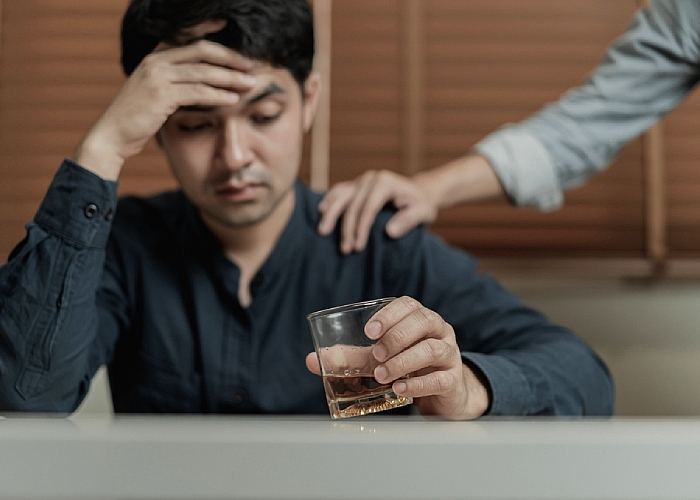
[0, 0, 165, 261]
[328, 0, 401, 184]
[427, 0, 635, 17]
[663, 80, 700, 258]
[0, 0, 317, 262]
[423, 0, 643, 258]
[3, 0, 694, 268]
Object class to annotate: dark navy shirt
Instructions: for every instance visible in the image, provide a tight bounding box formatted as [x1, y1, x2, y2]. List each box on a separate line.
[0, 160, 614, 415]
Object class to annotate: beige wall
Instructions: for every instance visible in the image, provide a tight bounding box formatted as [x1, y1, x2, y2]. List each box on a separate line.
[507, 277, 700, 416]
[75, 277, 700, 417]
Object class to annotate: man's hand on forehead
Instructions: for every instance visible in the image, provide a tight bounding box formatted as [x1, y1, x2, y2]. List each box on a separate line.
[72, 31, 257, 181]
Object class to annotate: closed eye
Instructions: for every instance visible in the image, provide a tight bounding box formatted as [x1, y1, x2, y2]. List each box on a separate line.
[250, 113, 281, 126]
[178, 122, 212, 132]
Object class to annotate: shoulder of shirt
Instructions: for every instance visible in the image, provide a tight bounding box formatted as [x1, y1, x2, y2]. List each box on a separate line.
[295, 180, 417, 243]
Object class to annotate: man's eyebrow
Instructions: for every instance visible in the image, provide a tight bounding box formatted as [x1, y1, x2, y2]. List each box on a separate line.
[177, 104, 216, 113]
[244, 82, 285, 106]
[175, 83, 285, 114]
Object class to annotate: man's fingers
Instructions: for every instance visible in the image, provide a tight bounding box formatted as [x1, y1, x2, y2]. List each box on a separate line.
[392, 370, 458, 399]
[353, 176, 398, 252]
[173, 82, 241, 108]
[167, 39, 255, 71]
[172, 62, 256, 91]
[365, 296, 419, 340]
[369, 298, 455, 365]
[374, 338, 457, 384]
[305, 352, 321, 376]
[340, 171, 377, 254]
[318, 184, 354, 235]
[385, 203, 434, 238]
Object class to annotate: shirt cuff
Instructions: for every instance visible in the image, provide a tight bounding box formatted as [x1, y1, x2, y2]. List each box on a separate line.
[461, 351, 532, 416]
[33, 159, 119, 248]
[474, 126, 563, 211]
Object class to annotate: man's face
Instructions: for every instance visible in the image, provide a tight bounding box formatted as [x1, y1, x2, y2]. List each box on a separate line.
[159, 45, 319, 229]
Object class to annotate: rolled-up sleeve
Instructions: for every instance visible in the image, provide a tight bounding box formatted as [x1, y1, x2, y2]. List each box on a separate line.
[475, 0, 700, 210]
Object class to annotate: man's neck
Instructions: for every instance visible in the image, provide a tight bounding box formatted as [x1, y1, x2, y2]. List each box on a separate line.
[201, 188, 296, 306]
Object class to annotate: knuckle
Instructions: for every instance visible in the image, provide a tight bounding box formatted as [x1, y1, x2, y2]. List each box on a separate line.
[388, 353, 411, 375]
[416, 306, 441, 327]
[362, 170, 377, 181]
[334, 181, 351, 192]
[140, 57, 162, 78]
[412, 376, 427, 394]
[398, 295, 420, 311]
[433, 371, 455, 394]
[423, 338, 449, 361]
[148, 84, 167, 102]
[376, 169, 397, 185]
[190, 39, 210, 51]
[387, 325, 411, 349]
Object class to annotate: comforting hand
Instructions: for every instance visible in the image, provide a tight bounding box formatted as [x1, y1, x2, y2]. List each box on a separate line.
[73, 39, 256, 180]
[306, 296, 490, 420]
[317, 170, 438, 254]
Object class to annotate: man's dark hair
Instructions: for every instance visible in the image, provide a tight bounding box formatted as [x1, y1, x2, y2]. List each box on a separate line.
[120, 0, 315, 86]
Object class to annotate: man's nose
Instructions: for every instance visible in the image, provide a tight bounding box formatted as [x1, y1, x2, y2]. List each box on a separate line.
[218, 120, 253, 171]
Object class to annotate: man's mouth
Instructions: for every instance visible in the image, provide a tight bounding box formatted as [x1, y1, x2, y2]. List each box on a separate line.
[215, 182, 266, 202]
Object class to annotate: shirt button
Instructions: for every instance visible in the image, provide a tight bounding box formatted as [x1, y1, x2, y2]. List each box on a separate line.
[84, 204, 98, 219]
[233, 389, 247, 404]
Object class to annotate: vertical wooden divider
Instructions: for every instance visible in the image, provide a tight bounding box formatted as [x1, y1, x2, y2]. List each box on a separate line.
[310, 0, 332, 191]
[401, 0, 424, 176]
[638, 0, 667, 273]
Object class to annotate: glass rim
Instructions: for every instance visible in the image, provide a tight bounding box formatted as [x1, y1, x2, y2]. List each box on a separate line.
[306, 297, 395, 321]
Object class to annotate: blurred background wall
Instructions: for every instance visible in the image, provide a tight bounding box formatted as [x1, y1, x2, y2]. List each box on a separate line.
[2, 0, 700, 416]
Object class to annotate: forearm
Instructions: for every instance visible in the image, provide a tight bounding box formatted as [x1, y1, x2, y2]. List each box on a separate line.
[463, 333, 614, 416]
[478, 0, 700, 210]
[72, 126, 127, 181]
[0, 160, 118, 412]
[411, 154, 507, 210]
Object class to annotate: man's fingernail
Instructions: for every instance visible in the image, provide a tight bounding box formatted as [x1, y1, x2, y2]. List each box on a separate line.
[394, 381, 407, 394]
[373, 343, 387, 361]
[241, 75, 256, 85]
[365, 321, 381, 339]
[386, 222, 400, 237]
[375, 365, 388, 382]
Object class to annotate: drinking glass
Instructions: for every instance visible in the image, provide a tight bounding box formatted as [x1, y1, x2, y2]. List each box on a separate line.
[307, 298, 413, 419]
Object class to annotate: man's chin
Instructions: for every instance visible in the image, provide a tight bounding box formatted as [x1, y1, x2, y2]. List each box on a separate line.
[198, 186, 294, 230]
[206, 206, 273, 228]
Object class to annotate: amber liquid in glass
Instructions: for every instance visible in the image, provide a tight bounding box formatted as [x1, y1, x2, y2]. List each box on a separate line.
[322, 373, 412, 419]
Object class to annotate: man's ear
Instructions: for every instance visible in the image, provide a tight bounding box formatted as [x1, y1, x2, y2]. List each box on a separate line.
[301, 71, 322, 133]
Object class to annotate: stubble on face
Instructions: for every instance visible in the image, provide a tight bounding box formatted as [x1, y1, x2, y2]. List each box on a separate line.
[161, 72, 306, 233]
[199, 181, 295, 229]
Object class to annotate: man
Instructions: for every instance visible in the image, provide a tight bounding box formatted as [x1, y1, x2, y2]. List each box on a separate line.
[0, 0, 613, 417]
[318, 0, 700, 254]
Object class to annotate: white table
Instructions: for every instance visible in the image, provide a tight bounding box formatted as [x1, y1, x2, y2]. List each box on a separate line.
[1, 415, 699, 499]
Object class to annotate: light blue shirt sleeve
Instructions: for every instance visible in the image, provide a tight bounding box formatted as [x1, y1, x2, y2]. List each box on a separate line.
[474, 0, 700, 210]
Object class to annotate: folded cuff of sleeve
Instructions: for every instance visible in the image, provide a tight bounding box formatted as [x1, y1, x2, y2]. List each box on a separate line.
[461, 351, 532, 416]
[474, 126, 563, 211]
[33, 159, 119, 249]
